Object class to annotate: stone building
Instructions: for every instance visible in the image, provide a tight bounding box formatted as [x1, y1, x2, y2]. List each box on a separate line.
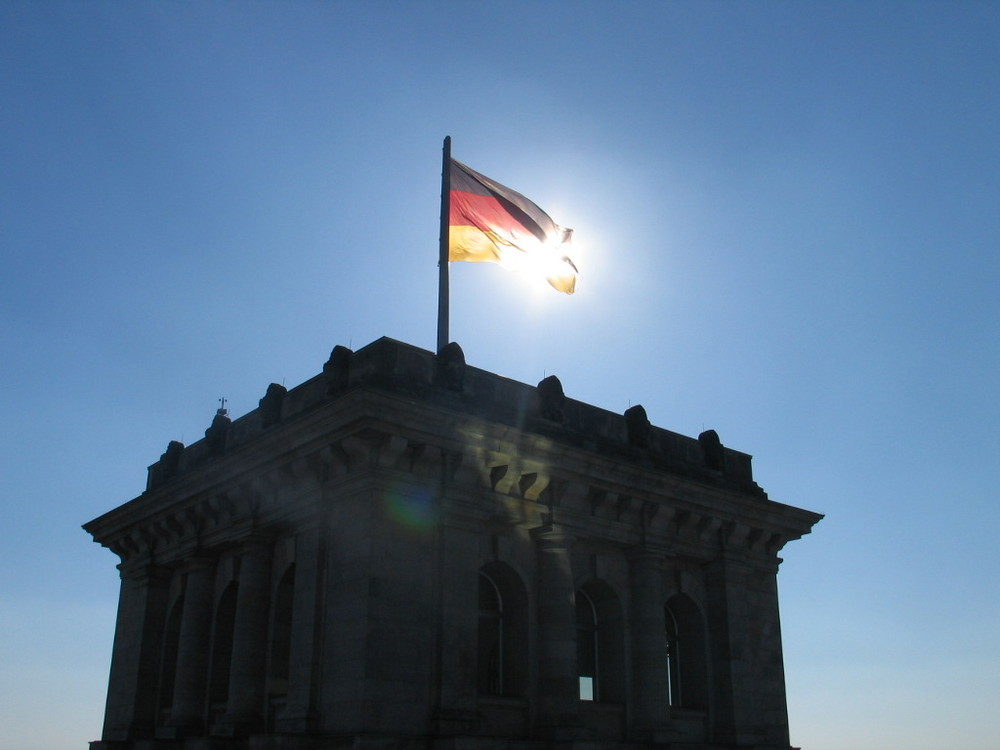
[84, 337, 821, 749]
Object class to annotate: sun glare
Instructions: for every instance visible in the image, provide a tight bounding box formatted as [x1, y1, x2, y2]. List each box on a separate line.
[495, 235, 583, 295]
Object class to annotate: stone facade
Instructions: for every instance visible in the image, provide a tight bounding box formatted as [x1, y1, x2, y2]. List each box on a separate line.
[84, 337, 822, 750]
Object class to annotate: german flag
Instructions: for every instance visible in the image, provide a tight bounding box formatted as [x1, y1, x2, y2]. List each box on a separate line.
[449, 159, 577, 294]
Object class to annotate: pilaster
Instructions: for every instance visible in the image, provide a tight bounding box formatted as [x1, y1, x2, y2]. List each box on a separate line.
[277, 527, 323, 732]
[532, 521, 582, 739]
[216, 535, 273, 733]
[166, 555, 216, 733]
[100, 561, 171, 741]
[431, 515, 482, 734]
[705, 552, 790, 747]
[627, 548, 670, 739]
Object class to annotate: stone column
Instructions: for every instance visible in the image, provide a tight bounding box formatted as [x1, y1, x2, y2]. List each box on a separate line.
[431, 518, 482, 734]
[755, 559, 793, 748]
[705, 554, 790, 748]
[101, 561, 171, 741]
[628, 548, 670, 739]
[277, 527, 322, 732]
[219, 536, 272, 732]
[532, 522, 581, 738]
[168, 555, 216, 733]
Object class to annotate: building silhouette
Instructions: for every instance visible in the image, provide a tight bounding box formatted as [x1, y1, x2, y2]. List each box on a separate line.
[84, 337, 821, 749]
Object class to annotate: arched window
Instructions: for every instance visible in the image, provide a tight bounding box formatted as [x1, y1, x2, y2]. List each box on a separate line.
[665, 606, 681, 706]
[576, 581, 625, 704]
[477, 563, 528, 697]
[664, 594, 709, 710]
[478, 572, 503, 695]
[576, 589, 598, 700]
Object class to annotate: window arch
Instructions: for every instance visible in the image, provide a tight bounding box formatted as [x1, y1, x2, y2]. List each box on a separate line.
[665, 605, 681, 706]
[664, 594, 709, 710]
[478, 572, 503, 695]
[477, 562, 528, 697]
[576, 581, 625, 703]
[576, 589, 598, 700]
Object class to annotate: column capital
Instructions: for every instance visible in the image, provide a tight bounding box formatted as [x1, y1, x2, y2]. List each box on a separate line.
[178, 554, 216, 575]
[707, 550, 779, 576]
[530, 521, 574, 549]
[627, 546, 665, 567]
[117, 559, 173, 584]
[237, 531, 274, 553]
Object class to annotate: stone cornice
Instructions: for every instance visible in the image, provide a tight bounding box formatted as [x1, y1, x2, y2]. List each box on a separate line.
[83, 338, 823, 566]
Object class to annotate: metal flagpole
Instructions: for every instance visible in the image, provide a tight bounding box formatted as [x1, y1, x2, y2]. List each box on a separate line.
[437, 136, 451, 354]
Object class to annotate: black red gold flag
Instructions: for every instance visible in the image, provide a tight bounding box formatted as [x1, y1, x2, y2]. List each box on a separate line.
[448, 159, 577, 294]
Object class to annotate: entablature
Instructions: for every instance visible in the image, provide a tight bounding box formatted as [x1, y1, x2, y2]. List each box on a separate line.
[84, 339, 822, 566]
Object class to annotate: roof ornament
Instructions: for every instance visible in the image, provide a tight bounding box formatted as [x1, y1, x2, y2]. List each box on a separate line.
[205, 398, 232, 457]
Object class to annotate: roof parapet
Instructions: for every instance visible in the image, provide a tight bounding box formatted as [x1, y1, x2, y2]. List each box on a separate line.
[143, 337, 762, 497]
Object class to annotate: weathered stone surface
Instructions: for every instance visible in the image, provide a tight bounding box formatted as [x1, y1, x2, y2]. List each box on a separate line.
[322, 345, 352, 394]
[536, 374, 565, 422]
[85, 337, 822, 750]
[258, 383, 287, 429]
[624, 404, 651, 448]
[436, 341, 466, 391]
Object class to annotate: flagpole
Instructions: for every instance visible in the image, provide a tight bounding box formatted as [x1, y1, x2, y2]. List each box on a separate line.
[436, 135, 452, 354]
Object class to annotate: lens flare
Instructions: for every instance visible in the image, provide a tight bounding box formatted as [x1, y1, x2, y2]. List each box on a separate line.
[381, 484, 437, 534]
[495, 236, 578, 294]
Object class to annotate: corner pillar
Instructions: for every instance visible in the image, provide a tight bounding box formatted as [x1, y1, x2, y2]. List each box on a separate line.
[100, 561, 171, 741]
[705, 553, 790, 747]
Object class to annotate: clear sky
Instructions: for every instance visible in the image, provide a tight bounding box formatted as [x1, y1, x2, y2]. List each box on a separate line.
[2, 3, 998, 749]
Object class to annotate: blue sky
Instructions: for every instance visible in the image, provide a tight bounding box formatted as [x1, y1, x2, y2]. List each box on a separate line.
[2, 2, 998, 748]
